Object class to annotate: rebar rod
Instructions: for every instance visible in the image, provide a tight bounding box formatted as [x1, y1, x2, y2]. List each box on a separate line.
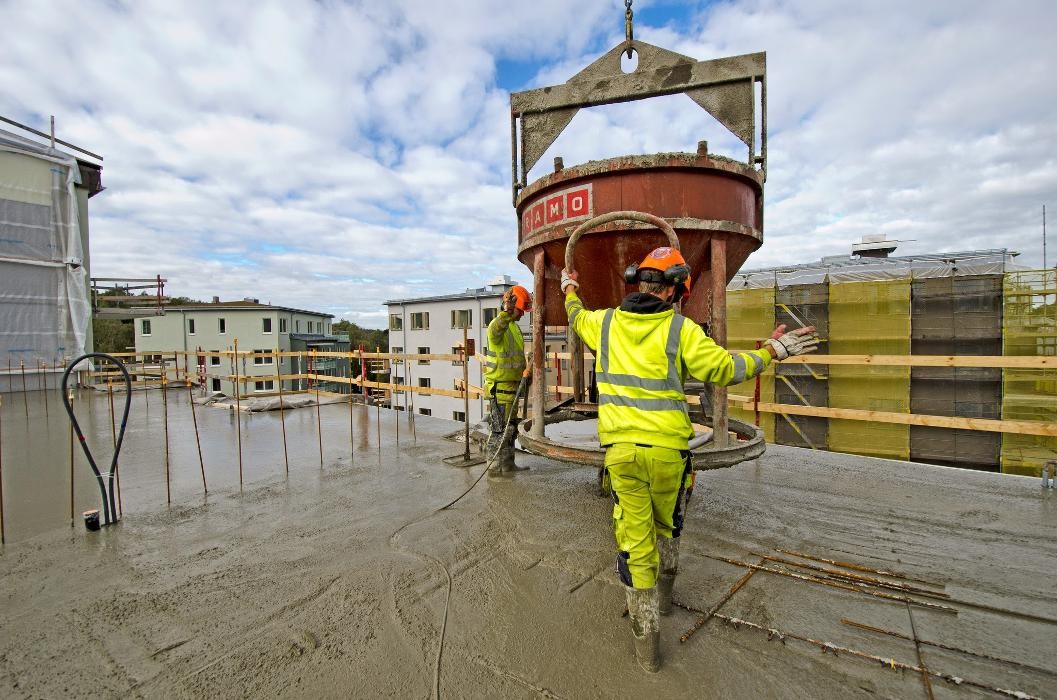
[187, 378, 207, 494]
[20, 360, 28, 418]
[0, 395, 5, 544]
[68, 391, 74, 526]
[752, 551, 950, 598]
[773, 550, 1057, 625]
[839, 617, 1057, 678]
[680, 566, 758, 643]
[672, 602, 1041, 700]
[353, 353, 361, 463]
[276, 352, 289, 476]
[233, 341, 243, 488]
[40, 361, 49, 418]
[905, 600, 935, 700]
[775, 547, 943, 587]
[314, 351, 323, 469]
[701, 553, 957, 613]
[161, 360, 171, 506]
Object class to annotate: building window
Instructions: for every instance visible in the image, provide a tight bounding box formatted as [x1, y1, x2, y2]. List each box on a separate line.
[451, 346, 465, 366]
[218, 318, 226, 334]
[391, 346, 403, 364]
[263, 318, 272, 334]
[210, 354, 221, 366]
[453, 411, 466, 422]
[451, 309, 472, 328]
[253, 349, 273, 365]
[417, 346, 429, 365]
[418, 377, 431, 388]
[279, 318, 288, 333]
[141, 319, 152, 336]
[390, 314, 403, 330]
[295, 319, 301, 333]
[483, 307, 498, 326]
[188, 319, 196, 335]
[211, 378, 221, 392]
[254, 380, 275, 392]
[410, 312, 429, 330]
[419, 408, 432, 416]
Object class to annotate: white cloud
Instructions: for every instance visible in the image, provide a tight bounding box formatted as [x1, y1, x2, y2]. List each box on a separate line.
[1, 0, 1054, 327]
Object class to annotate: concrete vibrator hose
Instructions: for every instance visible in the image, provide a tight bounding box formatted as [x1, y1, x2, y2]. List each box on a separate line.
[61, 353, 132, 530]
[563, 209, 680, 272]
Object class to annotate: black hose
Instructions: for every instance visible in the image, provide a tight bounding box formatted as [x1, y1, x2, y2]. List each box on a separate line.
[61, 353, 132, 526]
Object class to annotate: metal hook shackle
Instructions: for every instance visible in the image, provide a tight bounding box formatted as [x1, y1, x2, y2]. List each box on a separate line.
[564, 210, 680, 273]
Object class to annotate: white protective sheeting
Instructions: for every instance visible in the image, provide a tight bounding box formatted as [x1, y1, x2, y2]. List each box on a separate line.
[0, 128, 89, 365]
[729, 249, 1019, 289]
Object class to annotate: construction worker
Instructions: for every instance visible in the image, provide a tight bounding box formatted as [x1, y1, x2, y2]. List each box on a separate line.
[561, 246, 819, 672]
[483, 284, 532, 475]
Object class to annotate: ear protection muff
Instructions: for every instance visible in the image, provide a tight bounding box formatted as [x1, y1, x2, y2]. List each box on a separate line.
[624, 263, 691, 287]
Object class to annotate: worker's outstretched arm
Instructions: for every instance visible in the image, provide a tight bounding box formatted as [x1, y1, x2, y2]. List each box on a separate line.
[680, 321, 773, 387]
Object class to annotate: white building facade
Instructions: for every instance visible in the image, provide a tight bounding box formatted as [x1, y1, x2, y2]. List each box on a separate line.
[385, 277, 532, 423]
[135, 300, 347, 396]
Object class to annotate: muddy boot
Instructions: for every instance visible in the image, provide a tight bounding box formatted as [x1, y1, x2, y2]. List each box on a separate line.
[657, 536, 680, 616]
[503, 420, 528, 472]
[624, 585, 661, 673]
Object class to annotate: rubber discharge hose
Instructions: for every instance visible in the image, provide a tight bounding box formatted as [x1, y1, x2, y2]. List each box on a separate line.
[389, 369, 530, 699]
[61, 353, 133, 527]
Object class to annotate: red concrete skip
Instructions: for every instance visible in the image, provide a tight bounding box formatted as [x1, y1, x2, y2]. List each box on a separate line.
[515, 153, 764, 325]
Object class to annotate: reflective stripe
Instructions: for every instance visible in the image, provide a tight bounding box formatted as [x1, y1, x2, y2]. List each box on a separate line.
[597, 311, 684, 394]
[485, 348, 521, 358]
[748, 352, 763, 378]
[597, 372, 672, 391]
[569, 305, 582, 324]
[596, 312, 688, 414]
[600, 309, 614, 373]
[599, 394, 689, 412]
[731, 354, 747, 384]
[665, 315, 685, 388]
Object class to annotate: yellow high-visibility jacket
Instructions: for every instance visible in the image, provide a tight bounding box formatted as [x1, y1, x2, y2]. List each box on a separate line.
[484, 310, 525, 405]
[566, 290, 771, 451]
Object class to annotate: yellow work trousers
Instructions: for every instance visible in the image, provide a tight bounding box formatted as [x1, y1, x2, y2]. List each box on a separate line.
[606, 443, 688, 589]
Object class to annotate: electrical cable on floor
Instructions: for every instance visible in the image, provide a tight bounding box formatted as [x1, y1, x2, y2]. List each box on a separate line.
[389, 377, 527, 700]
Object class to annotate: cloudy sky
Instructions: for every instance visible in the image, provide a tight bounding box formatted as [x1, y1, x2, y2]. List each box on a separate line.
[2, 0, 1054, 327]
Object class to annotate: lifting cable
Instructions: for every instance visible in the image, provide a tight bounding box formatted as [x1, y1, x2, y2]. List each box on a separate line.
[389, 373, 529, 699]
[61, 353, 132, 529]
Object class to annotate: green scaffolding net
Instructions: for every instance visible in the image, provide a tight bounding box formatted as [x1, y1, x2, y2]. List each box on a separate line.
[1002, 269, 1057, 476]
[726, 286, 775, 441]
[828, 280, 911, 460]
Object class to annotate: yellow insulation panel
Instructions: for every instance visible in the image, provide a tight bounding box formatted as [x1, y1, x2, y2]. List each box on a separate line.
[726, 286, 775, 442]
[827, 280, 911, 460]
[1002, 270, 1057, 476]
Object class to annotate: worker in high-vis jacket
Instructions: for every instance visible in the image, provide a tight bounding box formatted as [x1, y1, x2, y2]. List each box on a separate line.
[561, 246, 819, 672]
[483, 284, 532, 476]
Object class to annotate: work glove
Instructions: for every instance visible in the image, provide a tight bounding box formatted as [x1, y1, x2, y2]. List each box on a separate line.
[764, 324, 820, 360]
[560, 268, 579, 293]
[502, 291, 518, 314]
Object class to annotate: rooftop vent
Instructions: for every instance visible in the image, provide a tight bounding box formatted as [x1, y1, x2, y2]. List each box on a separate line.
[852, 234, 899, 258]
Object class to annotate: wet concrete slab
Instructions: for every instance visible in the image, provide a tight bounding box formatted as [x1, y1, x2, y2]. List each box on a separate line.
[1, 389, 1055, 698]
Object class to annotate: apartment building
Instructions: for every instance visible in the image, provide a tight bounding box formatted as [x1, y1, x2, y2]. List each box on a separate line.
[134, 299, 349, 396]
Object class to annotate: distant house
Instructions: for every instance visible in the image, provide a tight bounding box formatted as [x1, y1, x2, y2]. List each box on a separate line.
[0, 119, 104, 391]
[134, 299, 350, 396]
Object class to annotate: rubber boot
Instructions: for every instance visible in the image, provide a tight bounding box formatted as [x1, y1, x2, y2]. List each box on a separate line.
[503, 420, 528, 472]
[657, 536, 680, 616]
[624, 585, 661, 673]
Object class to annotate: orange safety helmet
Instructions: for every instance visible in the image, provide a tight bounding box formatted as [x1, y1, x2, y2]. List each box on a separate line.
[505, 284, 532, 312]
[624, 246, 692, 301]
